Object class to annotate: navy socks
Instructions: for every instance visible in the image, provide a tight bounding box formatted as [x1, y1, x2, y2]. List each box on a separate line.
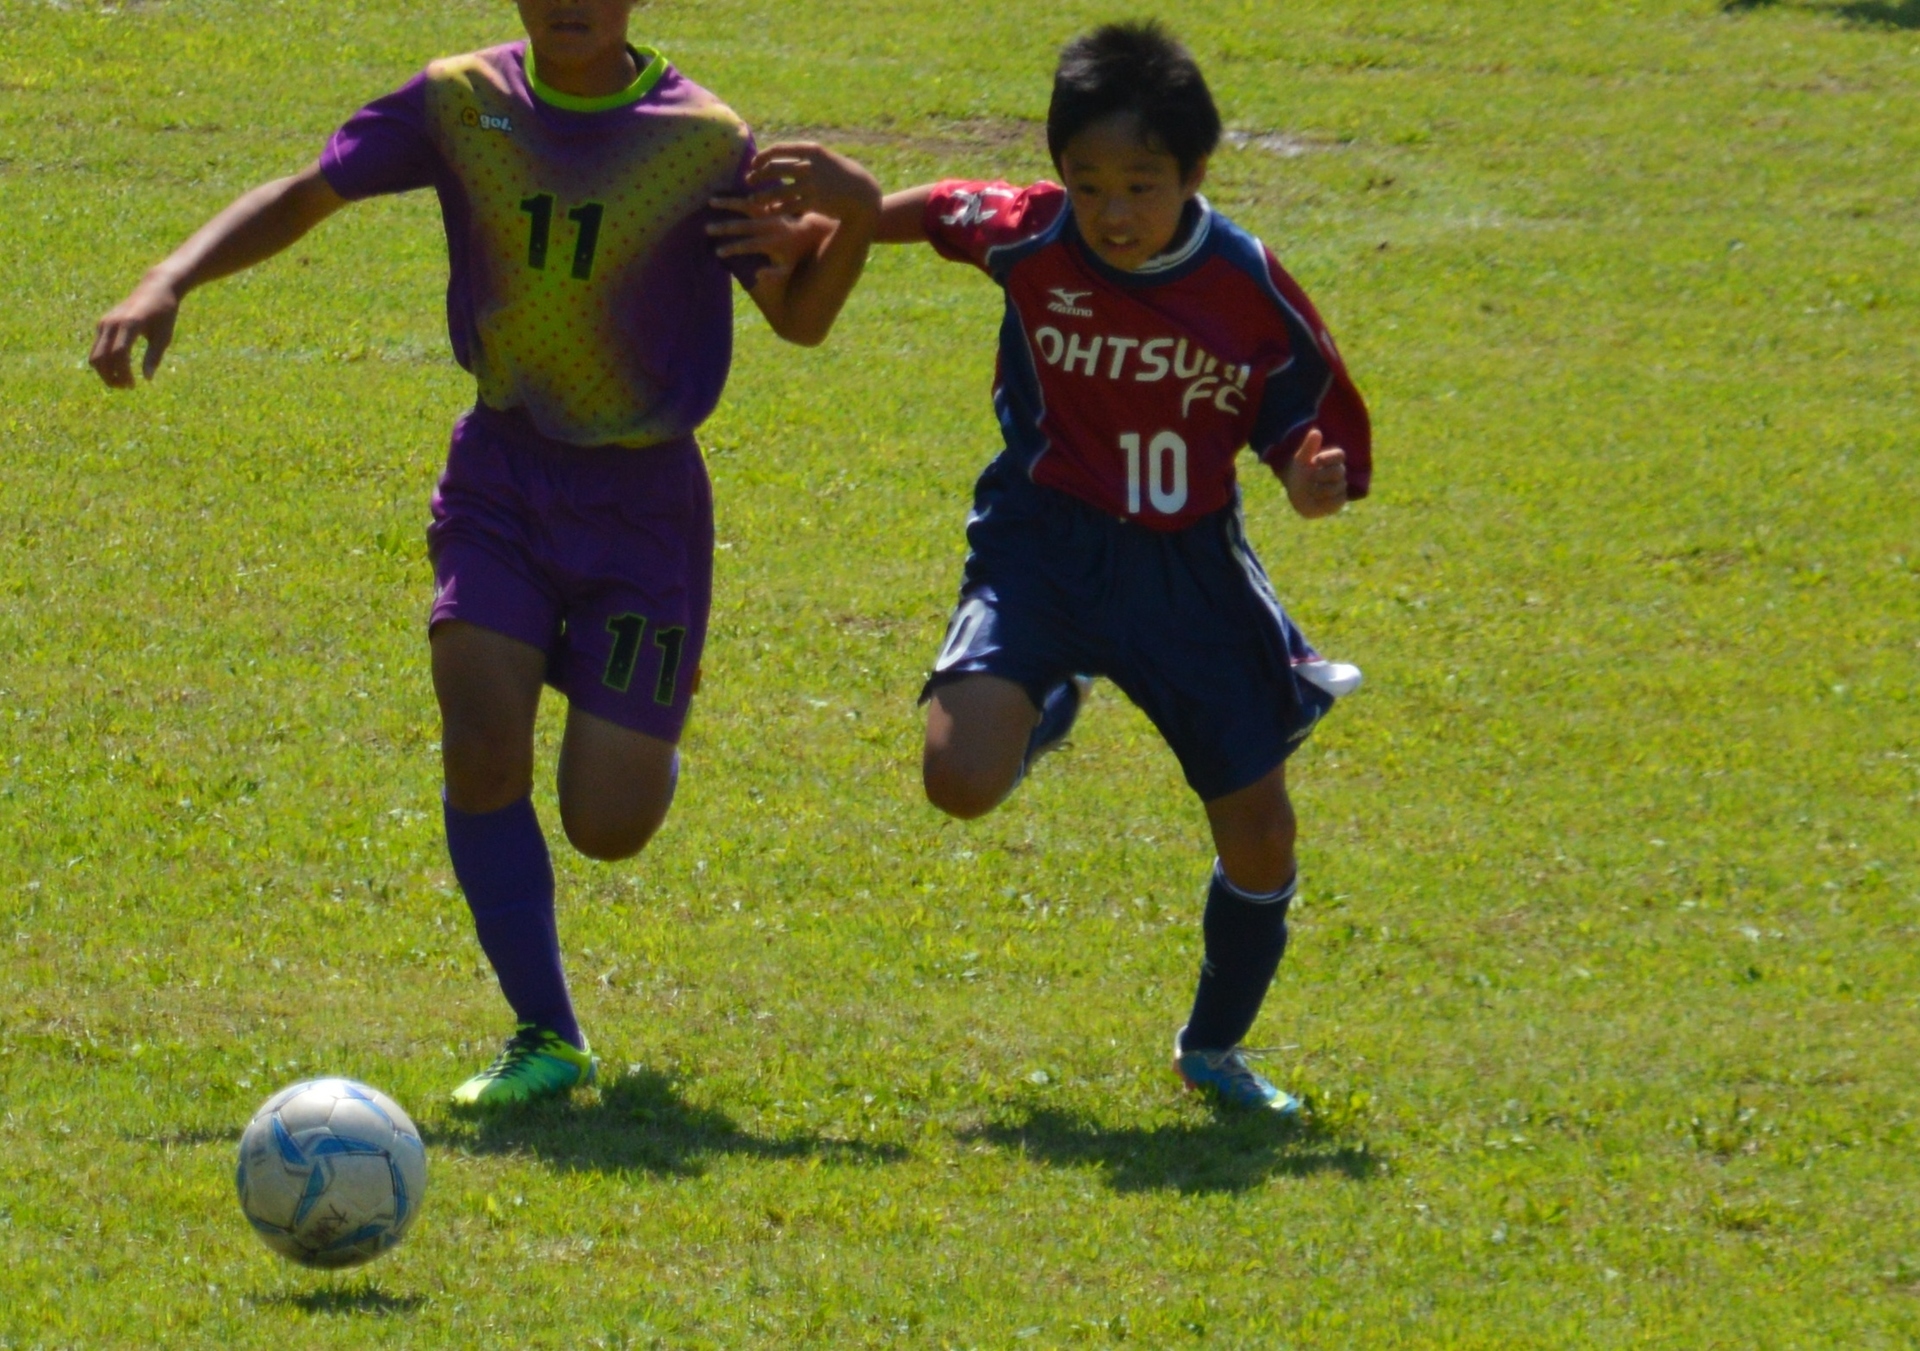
[443, 794, 584, 1051]
[1179, 860, 1297, 1054]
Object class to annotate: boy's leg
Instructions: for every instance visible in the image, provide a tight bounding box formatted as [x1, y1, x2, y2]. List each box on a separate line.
[1185, 764, 1297, 1050]
[433, 620, 596, 1106]
[556, 706, 681, 861]
[1172, 764, 1302, 1113]
[1088, 505, 1344, 1111]
[435, 619, 544, 814]
[920, 455, 1109, 821]
[922, 674, 1043, 820]
[1203, 764, 1297, 898]
[536, 433, 710, 856]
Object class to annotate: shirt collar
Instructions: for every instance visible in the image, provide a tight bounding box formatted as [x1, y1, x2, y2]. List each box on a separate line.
[1067, 195, 1215, 286]
[523, 43, 667, 112]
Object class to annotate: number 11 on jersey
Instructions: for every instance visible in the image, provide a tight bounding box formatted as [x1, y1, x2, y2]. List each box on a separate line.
[520, 194, 605, 280]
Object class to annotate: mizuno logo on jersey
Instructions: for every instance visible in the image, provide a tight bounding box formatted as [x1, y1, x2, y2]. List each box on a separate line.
[1029, 326, 1254, 416]
[1047, 288, 1094, 317]
[939, 187, 1015, 229]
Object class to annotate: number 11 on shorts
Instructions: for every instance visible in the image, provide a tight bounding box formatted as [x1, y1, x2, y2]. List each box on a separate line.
[604, 613, 688, 705]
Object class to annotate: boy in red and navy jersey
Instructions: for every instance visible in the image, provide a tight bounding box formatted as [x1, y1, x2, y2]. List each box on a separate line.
[877, 23, 1372, 1112]
[917, 177, 1368, 529]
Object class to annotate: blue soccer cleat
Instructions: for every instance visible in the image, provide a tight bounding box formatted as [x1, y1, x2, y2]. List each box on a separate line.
[1025, 674, 1093, 770]
[1174, 1028, 1301, 1115]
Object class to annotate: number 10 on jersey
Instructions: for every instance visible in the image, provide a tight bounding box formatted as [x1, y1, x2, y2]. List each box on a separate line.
[1122, 431, 1189, 516]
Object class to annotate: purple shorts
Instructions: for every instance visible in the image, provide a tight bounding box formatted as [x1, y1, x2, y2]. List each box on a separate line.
[428, 405, 713, 743]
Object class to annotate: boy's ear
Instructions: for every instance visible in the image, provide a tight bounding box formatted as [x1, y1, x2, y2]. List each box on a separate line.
[1182, 157, 1209, 198]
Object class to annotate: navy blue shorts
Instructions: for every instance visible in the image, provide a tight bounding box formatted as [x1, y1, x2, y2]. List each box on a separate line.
[923, 453, 1345, 802]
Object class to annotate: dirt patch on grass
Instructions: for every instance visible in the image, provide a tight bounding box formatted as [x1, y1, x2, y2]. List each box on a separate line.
[762, 121, 1342, 159]
[1224, 129, 1343, 157]
[761, 118, 1042, 156]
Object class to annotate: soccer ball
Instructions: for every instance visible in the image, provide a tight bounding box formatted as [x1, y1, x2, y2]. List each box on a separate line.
[235, 1078, 428, 1269]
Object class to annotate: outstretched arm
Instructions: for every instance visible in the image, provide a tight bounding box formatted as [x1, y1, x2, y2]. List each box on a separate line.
[711, 143, 881, 348]
[90, 163, 347, 388]
[875, 185, 936, 243]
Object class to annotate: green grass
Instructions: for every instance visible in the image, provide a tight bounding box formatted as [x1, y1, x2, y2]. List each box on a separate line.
[3, 0, 1918, 1345]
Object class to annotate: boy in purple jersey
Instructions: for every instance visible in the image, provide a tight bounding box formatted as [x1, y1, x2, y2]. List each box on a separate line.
[90, 0, 882, 1108]
[869, 23, 1373, 1112]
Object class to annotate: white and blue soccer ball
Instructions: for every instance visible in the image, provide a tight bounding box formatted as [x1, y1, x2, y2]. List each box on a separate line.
[235, 1077, 427, 1269]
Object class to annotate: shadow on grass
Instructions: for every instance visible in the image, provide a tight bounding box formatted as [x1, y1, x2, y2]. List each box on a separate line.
[1723, 0, 1920, 26]
[1837, 0, 1920, 23]
[430, 1067, 906, 1177]
[963, 1106, 1380, 1195]
[254, 1282, 424, 1316]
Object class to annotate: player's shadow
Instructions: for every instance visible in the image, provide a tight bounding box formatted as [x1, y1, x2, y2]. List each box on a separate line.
[1723, 0, 1920, 25]
[1834, 0, 1920, 24]
[963, 1106, 1379, 1195]
[255, 1282, 425, 1316]
[433, 1067, 905, 1176]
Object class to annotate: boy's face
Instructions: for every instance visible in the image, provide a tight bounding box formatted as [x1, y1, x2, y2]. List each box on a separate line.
[515, 0, 637, 68]
[1058, 113, 1207, 272]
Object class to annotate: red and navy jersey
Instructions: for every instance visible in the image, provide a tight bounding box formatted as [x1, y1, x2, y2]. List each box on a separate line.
[924, 180, 1371, 531]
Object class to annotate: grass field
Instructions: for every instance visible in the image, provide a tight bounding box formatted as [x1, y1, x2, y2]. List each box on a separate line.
[3, 0, 1918, 1345]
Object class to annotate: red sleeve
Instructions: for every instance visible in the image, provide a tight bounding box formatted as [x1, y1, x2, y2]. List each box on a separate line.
[1254, 250, 1373, 501]
[923, 180, 1069, 275]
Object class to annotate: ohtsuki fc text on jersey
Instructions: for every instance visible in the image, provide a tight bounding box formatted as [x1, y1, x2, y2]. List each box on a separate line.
[925, 179, 1370, 530]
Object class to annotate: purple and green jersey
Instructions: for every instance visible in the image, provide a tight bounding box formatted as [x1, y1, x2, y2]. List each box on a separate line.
[321, 42, 760, 449]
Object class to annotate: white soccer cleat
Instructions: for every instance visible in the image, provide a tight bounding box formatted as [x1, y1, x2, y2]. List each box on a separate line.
[1296, 659, 1363, 698]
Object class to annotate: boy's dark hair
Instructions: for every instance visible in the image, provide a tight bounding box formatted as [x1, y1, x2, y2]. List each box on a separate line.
[1046, 21, 1221, 178]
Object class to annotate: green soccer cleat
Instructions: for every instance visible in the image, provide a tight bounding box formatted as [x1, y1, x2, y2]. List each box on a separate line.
[1173, 1029, 1301, 1116]
[450, 1024, 598, 1110]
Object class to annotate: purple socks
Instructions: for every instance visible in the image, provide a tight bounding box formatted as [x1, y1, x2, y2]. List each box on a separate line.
[443, 794, 584, 1051]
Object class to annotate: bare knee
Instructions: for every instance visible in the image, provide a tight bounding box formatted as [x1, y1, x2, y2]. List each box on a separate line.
[554, 710, 679, 861]
[1234, 803, 1296, 860]
[557, 778, 671, 861]
[431, 621, 544, 815]
[441, 723, 535, 815]
[559, 804, 663, 862]
[921, 676, 1036, 820]
[923, 752, 1011, 820]
[1218, 821, 1296, 893]
[1206, 768, 1299, 894]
